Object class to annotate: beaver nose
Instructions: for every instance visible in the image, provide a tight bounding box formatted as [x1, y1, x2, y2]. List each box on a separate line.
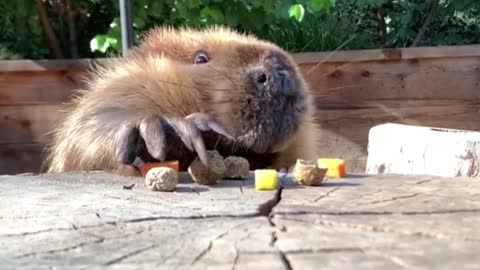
[249, 70, 269, 91]
[250, 70, 293, 95]
[254, 72, 268, 85]
[248, 51, 296, 95]
[266, 51, 295, 96]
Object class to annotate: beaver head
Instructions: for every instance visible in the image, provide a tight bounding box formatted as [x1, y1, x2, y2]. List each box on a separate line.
[131, 26, 311, 155]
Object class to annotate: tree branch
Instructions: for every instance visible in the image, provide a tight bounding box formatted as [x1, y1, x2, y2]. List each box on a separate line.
[53, 0, 67, 56]
[64, 0, 79, 58]
[376, 6, 387, 47]
[410, 0, 440, 47]
[34, 0, 64, 59]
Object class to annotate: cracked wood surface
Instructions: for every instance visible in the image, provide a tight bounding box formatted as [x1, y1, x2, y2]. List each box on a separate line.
[1, 171, 480, 269]
[274, 174, 480, 269]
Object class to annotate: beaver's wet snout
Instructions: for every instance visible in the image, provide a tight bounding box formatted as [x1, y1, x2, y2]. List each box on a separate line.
[229, 49, 307, 154]
[247, 50, 298, 98]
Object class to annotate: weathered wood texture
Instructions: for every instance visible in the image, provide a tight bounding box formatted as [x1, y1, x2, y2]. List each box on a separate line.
[2, 171, 480, 269]
[0, 171, 282, 270]
[1, 45, 479, 174]
[273, 173, 480, 269]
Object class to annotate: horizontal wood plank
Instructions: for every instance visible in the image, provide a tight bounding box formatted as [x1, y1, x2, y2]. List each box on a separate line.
[0, 70, 86, 105]
[0, 45, 478, 72]
[0, 105, 64, 144]
[0, 59, 107, 72]
[303, 55, 480, 171]
[301, 57, 480, 100]
[0, 143, 46, 174]
[292, 44, 480, 64]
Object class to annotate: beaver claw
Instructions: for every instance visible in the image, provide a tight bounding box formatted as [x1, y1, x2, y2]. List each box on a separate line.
[115, 113, 232, 166]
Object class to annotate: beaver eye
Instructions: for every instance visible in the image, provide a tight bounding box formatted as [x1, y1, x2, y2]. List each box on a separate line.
[194, 52, 209, 64]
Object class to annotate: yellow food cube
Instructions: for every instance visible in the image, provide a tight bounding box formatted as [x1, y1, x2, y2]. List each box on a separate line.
[317, 158, 346, 178]
[255, 169, 278, 190]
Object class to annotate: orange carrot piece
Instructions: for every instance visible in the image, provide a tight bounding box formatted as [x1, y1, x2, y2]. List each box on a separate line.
[139, 160, 180, 177]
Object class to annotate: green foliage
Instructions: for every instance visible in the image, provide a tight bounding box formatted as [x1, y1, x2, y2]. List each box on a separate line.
[308, 0, 335, 12]
[289, 4, 306, 22]
[0, 0, 49, 59]
[89, 0, 338, 54]
[0, 0, 479, 59]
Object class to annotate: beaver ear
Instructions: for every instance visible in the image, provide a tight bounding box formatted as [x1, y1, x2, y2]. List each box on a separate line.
[193, 51, 209, 64]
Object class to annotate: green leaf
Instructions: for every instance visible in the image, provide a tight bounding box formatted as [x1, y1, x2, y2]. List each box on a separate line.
[276, 0, 294, 19]
[109, 17, 120, 29]
[224, 6, 241, 27]
[90, 35, 108, 53]
[354, 0, 388, 6]
[106, 36, 119, 50]
[200, 6, 225, 24]
[173, 1, 199, 23]
[247, 6, 267, 29]
[133, 16, 145, 29]
[307, 0, 335, 12]
[149, 1, 164, 18]
[184, 0, 201, 9]
[261, 0, 275, 13]
[288, 4, 305, 22]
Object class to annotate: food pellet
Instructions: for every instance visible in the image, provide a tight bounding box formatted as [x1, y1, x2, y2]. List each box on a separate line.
[317, 158, 346, 178]
[255, 169, 278, 190]
[139, 160, 180, 177]
[292, 159, 327, 186]
[188, 150, 227, 185]
[145, 167, 178, 192]
[224, 156, 250, 179]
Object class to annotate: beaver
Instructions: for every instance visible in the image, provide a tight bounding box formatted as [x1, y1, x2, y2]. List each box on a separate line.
[44, 26, 321, 176]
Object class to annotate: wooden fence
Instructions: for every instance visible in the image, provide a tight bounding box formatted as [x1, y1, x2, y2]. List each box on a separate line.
[1, 45, 479, 174]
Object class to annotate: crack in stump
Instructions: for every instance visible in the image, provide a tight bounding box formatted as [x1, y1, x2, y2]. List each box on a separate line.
[17, 239, 105, 258]
[231, 247, 240, 270]
[103, 244, 159, 266]
[311, 187, 341, 203]
[258, 185, 283, 218]
[356, 193, 421, 206]
[2, 222, 115, 237]
[279, 251, 293, 270]
[190, 229, 233, 265]
[262, 172, 295, 270]
[415, 178, 434, 185]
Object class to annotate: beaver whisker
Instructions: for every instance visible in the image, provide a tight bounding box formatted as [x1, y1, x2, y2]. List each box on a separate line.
[206, 65, 240, 89]
[212, 137, 221, 151]
[306, 35, 356, 75]
[204, 88, 232, 92]
[209, 100, 235, 105]
[151, 78, 232, 91]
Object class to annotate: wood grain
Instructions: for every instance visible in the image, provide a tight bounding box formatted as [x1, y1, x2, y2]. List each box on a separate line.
[0, 58, 106, 72]
[0, 105, 64, 144]
[0, 143, 46, 174]
[293, 44, 480, 63]
[301, 56, 480, 172]
[0, 70, 85, 105]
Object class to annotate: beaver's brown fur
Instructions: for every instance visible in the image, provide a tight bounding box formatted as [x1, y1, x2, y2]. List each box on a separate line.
[44, 26, 320, 175]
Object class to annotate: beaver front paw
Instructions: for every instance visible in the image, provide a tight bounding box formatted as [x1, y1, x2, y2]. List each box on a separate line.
[114, 113, 233, 167]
